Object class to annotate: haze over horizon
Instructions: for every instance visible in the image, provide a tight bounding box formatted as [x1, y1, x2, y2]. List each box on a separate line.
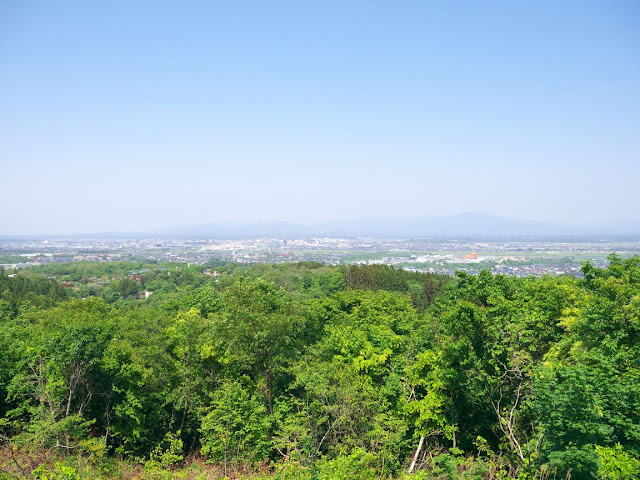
[3, 212, 640, 239]
[2, 1, 639, 235]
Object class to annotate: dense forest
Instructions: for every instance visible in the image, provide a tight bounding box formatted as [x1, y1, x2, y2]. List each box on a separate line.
[0, 257, 638, 480]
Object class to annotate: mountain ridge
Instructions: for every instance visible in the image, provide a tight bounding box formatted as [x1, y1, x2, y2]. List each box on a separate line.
[5, 213, 640, 239]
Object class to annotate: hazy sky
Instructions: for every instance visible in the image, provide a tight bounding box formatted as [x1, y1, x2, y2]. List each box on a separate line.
[1, 1, 639, 234]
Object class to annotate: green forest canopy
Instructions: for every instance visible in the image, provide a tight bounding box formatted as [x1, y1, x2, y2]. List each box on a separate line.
[0, 257, 638, 480]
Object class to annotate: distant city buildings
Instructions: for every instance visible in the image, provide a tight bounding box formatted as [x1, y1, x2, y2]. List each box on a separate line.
[0, 237, 636, 278]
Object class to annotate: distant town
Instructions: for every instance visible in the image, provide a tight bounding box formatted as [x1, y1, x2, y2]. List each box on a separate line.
[2, 236, 639, 278]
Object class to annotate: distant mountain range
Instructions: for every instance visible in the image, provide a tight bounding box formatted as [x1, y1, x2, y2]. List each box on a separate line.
[5, 213, 640, 240]
[148, 213, 640, 239]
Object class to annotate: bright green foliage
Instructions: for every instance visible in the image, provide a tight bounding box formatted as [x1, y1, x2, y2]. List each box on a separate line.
[181, 286, 220, 316]
[0, 258, 638, 480]
[293, 290, 417, 474]
[404, 349, 448, 438]
[165, 308, 216, 448]
[211, 278, 304, 413]
[99, 336, 156, 454]
[596, 444, 640, 480]
[270, 397, 316, 464]
[200, 380, 270, 469]
[148, 431, 184, 467]
[313, 447, 379, 480]
[5, 298, 115, 450]
[32, 462, 80, 480]
[532, 256, 640, 479]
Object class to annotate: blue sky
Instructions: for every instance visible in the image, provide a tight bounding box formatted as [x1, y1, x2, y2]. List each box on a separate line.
[1, 1, 639, 234]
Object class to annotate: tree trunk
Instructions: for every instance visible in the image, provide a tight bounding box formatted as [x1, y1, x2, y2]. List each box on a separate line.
[408, 436, 425, 473]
